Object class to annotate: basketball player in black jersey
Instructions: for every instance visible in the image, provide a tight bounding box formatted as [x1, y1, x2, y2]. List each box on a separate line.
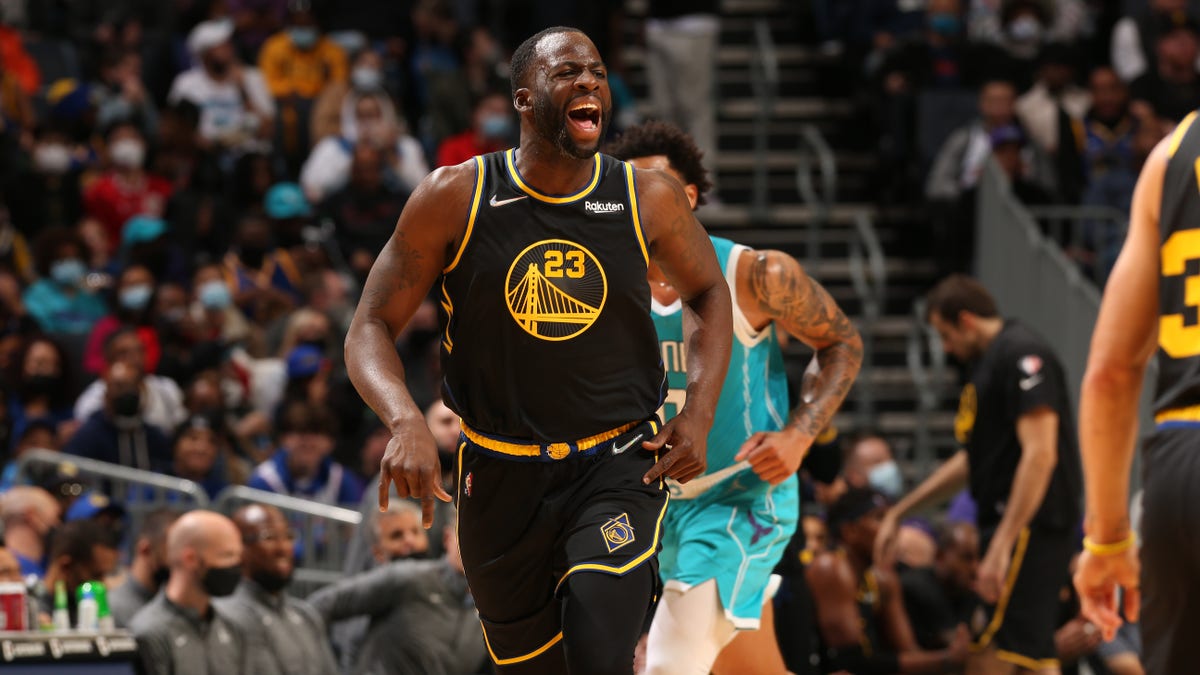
[1074, 113, 1200, 675]
[344, 26, 732, 675]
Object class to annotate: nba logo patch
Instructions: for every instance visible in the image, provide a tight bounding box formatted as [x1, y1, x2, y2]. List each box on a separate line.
[601, 513, 635, 553]
[1019, 355, 1042, 376]
[463, 472, 473, 497]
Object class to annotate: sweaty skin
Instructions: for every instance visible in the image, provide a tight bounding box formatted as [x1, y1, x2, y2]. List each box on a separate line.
[344, 31, 732, 527]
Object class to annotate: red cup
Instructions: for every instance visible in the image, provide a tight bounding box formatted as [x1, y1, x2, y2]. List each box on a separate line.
[0, 582, 28, 631]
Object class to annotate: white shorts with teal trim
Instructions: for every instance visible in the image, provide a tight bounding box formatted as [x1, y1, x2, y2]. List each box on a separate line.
[657, 473, 799, 629]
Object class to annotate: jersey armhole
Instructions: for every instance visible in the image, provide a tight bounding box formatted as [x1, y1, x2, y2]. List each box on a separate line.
[727, 244, 770, 347]
[624, 163, 651, 267]
[442, 155, 485, 274]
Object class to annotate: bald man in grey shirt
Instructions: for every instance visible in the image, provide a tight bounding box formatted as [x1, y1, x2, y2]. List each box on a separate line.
[217, 504, 338, 675]
[129, 510, 250, 675]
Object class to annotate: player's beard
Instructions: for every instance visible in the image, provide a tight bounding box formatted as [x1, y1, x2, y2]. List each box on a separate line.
[533, 94, 609, 160]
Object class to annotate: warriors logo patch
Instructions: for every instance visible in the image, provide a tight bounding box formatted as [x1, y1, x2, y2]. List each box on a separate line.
[505, 239, 607, 341]
[600, 513, 636, 553]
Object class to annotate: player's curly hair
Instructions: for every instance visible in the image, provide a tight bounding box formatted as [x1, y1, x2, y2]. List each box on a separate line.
[604, 121, 712, 206]
[510, 26, 583, 96]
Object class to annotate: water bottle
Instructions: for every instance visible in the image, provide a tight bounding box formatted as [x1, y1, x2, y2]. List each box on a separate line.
[76, 583, 98, 632]
[93, 581, 114, 632]
[51, 581, 70, 631]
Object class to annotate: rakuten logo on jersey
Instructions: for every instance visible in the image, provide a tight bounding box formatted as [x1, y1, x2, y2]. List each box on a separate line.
[585, 201, 626, 214]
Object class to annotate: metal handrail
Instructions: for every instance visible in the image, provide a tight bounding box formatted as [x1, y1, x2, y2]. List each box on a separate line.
[795, 124, 838, 269]
[14, 449, 210, 506]
[906, 299, 948, 473]
[749, 18, 778, 225]
[849, 210, 887, 428]
[212, 485, 362, 523]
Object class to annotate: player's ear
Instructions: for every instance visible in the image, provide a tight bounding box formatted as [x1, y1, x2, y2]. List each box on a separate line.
[684, 184, 699, 210]
[513, 89, 532, 114]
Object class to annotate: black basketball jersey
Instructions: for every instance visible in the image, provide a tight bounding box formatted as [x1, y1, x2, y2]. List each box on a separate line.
[438, 149, 665, 442]
[1156, 111, 1200, 416]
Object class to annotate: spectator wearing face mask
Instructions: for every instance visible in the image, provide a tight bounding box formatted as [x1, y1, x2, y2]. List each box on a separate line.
[300, 90, 429, 203]
[83, 122, 172, 254]
[22, 226, 108, 336]
[6, 336, 75, 446]
[169, 415, 242, 500]
[188, 263, 253, 349]
[63, 360, 174, 474]
[109, 508, 180, 628]
[259, 0, 347, 170]
[840, 433, 905, 502]
[1111, 0, 1199, 83]
[169, 18, 276, 150]
[6, 125, 84, 237]
[321, 143, 412, 280]
[434, 90, 514, 167]
[311, 47, 387, 143]
[74, 328, 187, 436]
[83, 263, 160, 377]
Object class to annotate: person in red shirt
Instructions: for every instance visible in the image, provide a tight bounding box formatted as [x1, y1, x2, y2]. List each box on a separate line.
[83, 121, 172, 253]
[434, 90, 513, 167]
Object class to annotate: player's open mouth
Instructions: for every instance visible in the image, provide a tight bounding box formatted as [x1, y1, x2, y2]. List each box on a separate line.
[567, 99, 602, 135]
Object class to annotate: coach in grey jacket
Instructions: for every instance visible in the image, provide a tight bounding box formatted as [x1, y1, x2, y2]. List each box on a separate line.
[218, 504, 338, 675]
[308, 512, 486, 675]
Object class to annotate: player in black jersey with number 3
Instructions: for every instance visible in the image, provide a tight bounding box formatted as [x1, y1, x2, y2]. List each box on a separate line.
[1075, 112, 1200, 675]
[344, 26, 733, 675]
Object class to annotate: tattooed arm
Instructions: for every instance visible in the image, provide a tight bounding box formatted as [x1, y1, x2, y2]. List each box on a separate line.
[733, 249, 863, 485]
[345, 162, 474, 526]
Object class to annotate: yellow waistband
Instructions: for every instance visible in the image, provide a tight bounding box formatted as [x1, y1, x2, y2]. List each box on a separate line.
[1155, 405, 1200, 424]
[460, 420, 642, 460]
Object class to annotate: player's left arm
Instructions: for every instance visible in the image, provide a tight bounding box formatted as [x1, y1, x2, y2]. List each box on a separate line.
[976, 405, 1059, 603]
[878, 567, 970, 674]
[638, 169, 733, 485]
[734, 249, 864, 485]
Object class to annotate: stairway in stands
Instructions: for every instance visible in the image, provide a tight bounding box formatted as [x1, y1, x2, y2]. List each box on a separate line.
[622, 0, 961, 465]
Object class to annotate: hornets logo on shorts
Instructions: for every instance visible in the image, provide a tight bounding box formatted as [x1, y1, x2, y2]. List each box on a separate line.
[505, 239, 607, 341]
[601, 513, 636, 553]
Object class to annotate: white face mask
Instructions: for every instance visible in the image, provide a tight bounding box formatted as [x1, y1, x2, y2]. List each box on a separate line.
[1008, 16, 1043, 43]
[351, 66, 383, 91]
[110, 139, 145, 169]
[34, 144, 71, 174]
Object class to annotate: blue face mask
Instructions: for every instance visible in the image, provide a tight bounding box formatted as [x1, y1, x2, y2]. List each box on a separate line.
[929, 13, 961, 36]
[479, 114, 513, 141]
[50, 259, 86, 287]
[290, 26, 319, 50]
[199, 280, 232, 310]
[119, 283, 153, 311]
[868, 460, 904, 500]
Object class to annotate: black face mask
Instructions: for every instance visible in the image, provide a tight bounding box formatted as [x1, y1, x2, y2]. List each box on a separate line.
[113, 391, 141, 417]
[206, 59, 231, 77]
[250, 568, 292, 594]
[201, 563, 242, 597]
[152, 565, 171, 588]
[23, 373, 60, 399]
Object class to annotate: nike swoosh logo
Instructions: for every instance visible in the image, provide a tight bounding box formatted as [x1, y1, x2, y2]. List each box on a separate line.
[489, 194, 528, 207]
[1019, 375, 1042, 391]
[612, 434, 643, 455]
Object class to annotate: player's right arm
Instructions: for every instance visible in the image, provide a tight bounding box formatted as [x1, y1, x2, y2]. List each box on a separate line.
[345, 162, 475, 526]
[874, 450, 969, 566]
[1073, 131, 1168, 640]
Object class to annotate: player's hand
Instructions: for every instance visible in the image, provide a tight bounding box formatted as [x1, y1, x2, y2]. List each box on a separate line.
[734, 428, 812, 485]
[976, 540, 1012, 604]
[1054, 616, 1104, 662]
[1074, 545, 1140, 642]
[642, 408, 708, 485]
[379, 419, 452, 528]
[947, 624, 970, 664]
[874, 509, 902, 568]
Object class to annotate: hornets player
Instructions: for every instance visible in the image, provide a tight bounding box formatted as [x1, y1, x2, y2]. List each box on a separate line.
[346, 30, 733, 675]
[1076, 113, 1200, 675]
[607, 122, 863, 674]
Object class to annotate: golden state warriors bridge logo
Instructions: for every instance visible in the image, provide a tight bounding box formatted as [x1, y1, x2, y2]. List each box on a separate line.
[505, 239, 607, 341]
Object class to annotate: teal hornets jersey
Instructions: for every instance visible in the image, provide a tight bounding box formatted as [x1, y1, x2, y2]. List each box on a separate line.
[651, 236, 791, 482]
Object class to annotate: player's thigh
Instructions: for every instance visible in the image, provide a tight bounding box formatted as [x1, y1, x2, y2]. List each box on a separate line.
[644, 580, 735, 675]
[711, 600, 789, 675]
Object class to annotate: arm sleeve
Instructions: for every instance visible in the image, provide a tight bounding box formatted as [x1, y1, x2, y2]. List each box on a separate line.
[307, 562, 420, 622]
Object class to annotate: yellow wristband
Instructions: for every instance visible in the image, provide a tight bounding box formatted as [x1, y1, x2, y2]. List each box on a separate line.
[1082, 533, 1136, 556]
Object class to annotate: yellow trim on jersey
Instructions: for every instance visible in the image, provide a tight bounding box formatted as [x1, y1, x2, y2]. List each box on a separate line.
[971, 527, 1031, 650]
[481, 626, 563, 665]
[554, 492, 670, 594]
[1168, 111, 1198, 158]
[440, 280, 455, 353]
[455, 441, 465, 538]
[624, 164, 650, 266]
[994, 650, 1059, 670]
[460, 420, 640, 459]
[1156, 404, 1200, 424]
[505, 148, 602, 203]
[443, 156, 485, 274]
